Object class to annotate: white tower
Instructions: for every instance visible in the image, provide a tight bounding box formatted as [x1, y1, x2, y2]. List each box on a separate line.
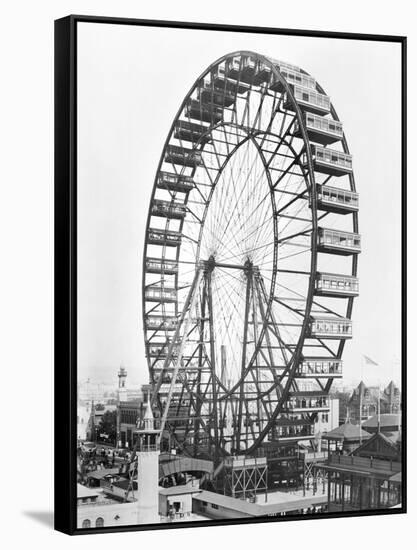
[118, 366, 128, 403]
[116, 366, 128, 449]
[136, 400, 160, 524]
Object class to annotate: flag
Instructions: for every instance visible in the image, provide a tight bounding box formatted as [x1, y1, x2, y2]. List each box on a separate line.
[363, 355, 378, 366]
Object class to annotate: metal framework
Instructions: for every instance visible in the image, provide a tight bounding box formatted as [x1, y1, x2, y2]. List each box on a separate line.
[302, 451, 328, 496]
[223, 456, 268, 501]
[142, 51, 359, 463]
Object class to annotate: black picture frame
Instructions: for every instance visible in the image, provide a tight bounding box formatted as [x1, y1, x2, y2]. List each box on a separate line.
[54, 14, 407, 535]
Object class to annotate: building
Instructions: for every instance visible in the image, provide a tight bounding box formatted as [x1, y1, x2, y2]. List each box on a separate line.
[77, 402, 91, 442]
[135, 398, 161, 523]
[361, 413, 401, 435]
[77, 495, 139, 529]
[380, 381, 401, 414]
[77, 482, 139, 528]
[86, 402, 117, 442]
[85, 467, 120, 488]
[321, 430, 402, 512]
[314, 397, 339, 438]
[77, 484, 100, 505]
[348, 381, 378, 423]
[117, 366, 128, 403]
[347, 381, 402, 424]
[159, 485, 202, 520]
[78, 400, 161, 529]
[116, 367, 152, 448]
[77, 380, 116, 404]
[118, 399, 141, 448]
[351, 430, 401, 462]
[322, 421, 371, 455]
[191, 490, 328, 519]
[101, 477, 138, 502]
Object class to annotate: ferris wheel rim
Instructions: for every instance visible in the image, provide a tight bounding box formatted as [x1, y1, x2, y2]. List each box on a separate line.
[142, 50, 359, 455]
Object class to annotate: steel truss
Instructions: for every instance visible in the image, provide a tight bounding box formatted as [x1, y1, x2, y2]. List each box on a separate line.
[223, 456, 268, 501]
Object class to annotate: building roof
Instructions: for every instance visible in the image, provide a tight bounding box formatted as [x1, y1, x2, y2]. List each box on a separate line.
[349, 381, 379, 403]
[383, 380, 400, 396]
[159, 485, 202, 497]
[77, 483, 99, 499]
[386, 431, 402, 444]
[389, 471, 402, 483]
[275, 417, 312, 427]
[194, 490, 259, 515]
[362, 414, 400, 429]
[322, 421, 371, 441]
[257, 494, 327, 516]
[86, 467, 120, 480]
[112, 479, 132, 490]
[194, 491, 327, 517]
[352, 431, 400, 461]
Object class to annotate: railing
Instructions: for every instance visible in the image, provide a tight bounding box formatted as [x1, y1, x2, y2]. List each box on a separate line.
[145, 288, 177, 301]
[157, 172, 194, 190]
[313, 145, 352, 170]
[298, 359, 343, 376]
[224, 456, 268, 469]
[148, 229, 182, 244]
[316, 273, 359, 293]
[291, 86, 331, 111]
[145, 316, 177, 330]
[302, 451, 328, 461]
[309, 318, 352, 337]
[273, 59, 302, 73]
[286, 397, 329, 409]
[317, 186, 359, 209]
[165, 145, 203, 165]
[152, 200, 187, 217]
[305, 113, 343, 136]
[329, 454, 401, 473]
[318, 228, 361, 251]
[275, 426, 315, 437]
[280, 68, 316, 89]
[146, 259, 179, 273]
[139, 444, 158, 452]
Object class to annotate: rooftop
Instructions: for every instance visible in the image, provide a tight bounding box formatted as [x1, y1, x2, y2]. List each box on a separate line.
[352, 431, 401, 461]
[362, 414, 401, 429]
[159, 485, 202, 497]
[194, 490, 259, 515]
[257, 494, 327, 515]
[322, 421, 371, 441]
[194, 490, 327, 517]
[77, 483, 99, 499]
[86, 467, 120, 480]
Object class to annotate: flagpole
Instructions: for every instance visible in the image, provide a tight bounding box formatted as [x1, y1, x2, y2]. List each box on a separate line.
[377, 379, 381, 433]
[359, 355, 363, 445]
[398, 378, 402, 438]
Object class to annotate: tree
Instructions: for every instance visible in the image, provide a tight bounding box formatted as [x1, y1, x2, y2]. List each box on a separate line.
[98, 410, 117, 443]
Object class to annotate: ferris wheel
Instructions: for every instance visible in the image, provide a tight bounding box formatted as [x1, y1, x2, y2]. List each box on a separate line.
[142, 51, 359, 458]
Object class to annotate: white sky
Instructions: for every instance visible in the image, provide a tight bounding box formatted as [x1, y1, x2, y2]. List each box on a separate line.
[77, 22, 402, 388]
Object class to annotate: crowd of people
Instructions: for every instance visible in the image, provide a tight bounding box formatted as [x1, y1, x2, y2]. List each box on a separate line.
[77, 444, 133, 476]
